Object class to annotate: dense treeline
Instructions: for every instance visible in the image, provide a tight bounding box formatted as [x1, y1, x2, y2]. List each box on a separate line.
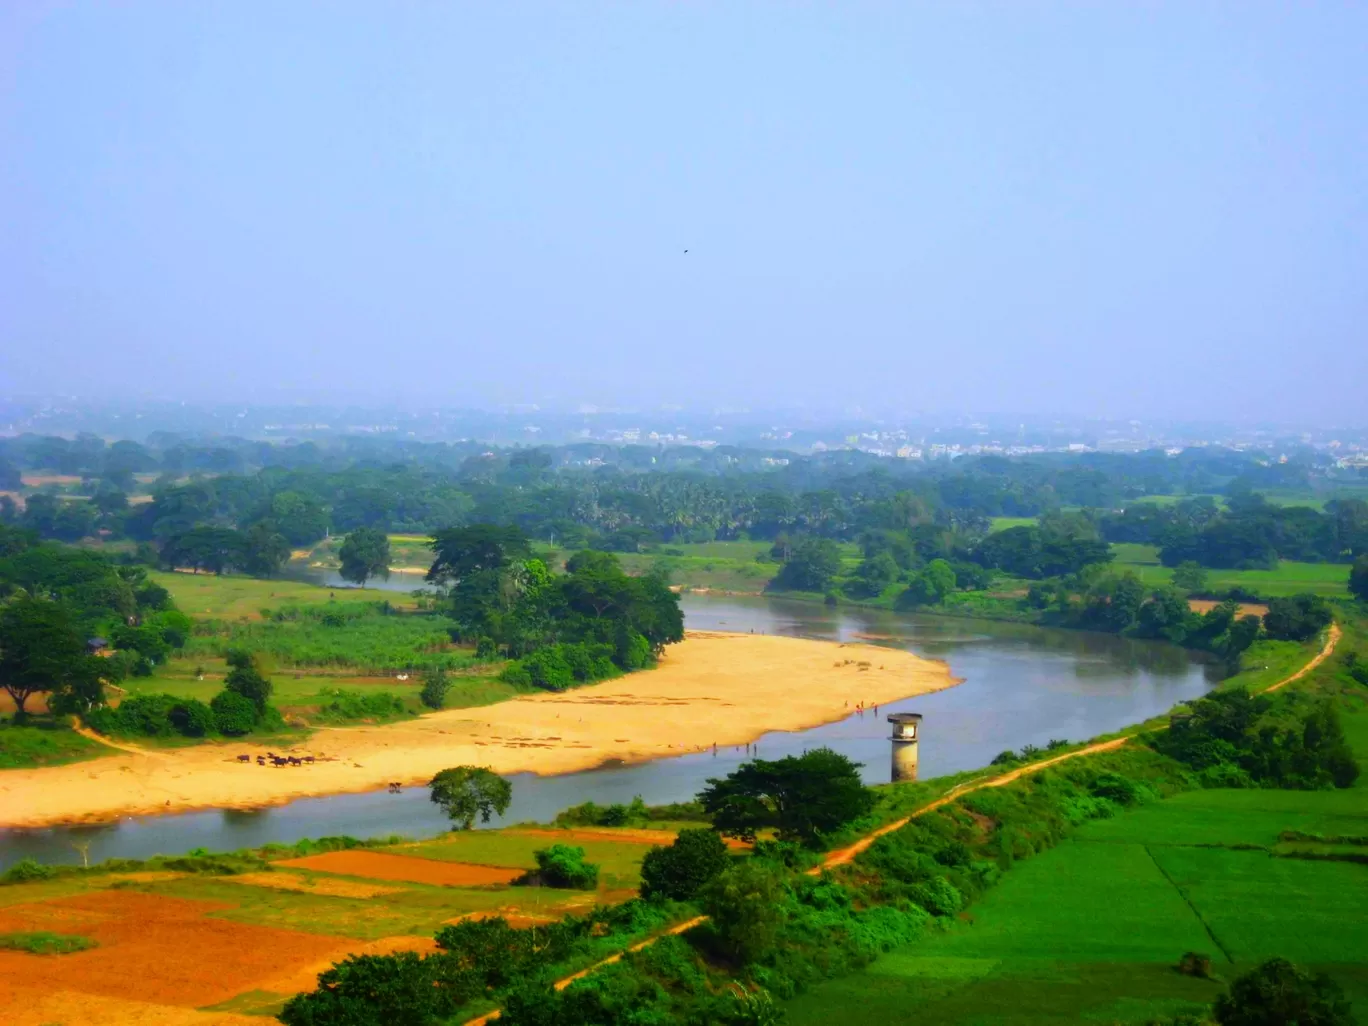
[0, 525, 192, 718]
[4, 433, 1362, 560]
[1102, 493, 1368, 567]
[427, 526, 684, 687]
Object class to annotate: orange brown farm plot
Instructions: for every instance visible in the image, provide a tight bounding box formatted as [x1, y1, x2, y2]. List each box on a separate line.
[279, 849, 524, 887]
[0, 890, 353, 1009]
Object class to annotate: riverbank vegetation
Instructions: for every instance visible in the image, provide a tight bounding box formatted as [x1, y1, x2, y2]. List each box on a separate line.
[1, 597, 1361, 1023]
[260, 608, 1362, 1026]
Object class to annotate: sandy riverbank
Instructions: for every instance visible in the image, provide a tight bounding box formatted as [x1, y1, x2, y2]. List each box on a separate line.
[0, 631, 958, 829]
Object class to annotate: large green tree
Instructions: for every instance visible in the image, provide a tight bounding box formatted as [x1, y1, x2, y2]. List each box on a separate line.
[429, 766, 513, 830]
[339, 527, 391, 588]
[1263, 593, 1333, 642]
[0, 598, 104, 718]
[770, 537, 843, 592]
[1350, 554, 1368, 602]
[241, 521, 291, 578]
[1214, 957, 1353, 1026]
[699, 747, 875, 845]
[639, 828, 730, 901]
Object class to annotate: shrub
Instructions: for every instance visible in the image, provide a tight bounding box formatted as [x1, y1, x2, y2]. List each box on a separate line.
[224, 660, 273, 714]
[698, 860, 786, 965]
[1090, 772, 1153, 806]
[2, 858, 56, 883]
[0, 931, 98, 955]
[317, 689, 406, 723]
[525, 844, 600, 889]
[168, 698, 215, 737]
[640, 829, 731, 902]
[105, 693, 177, 737]
[278, 950, 475, 1026]
[1177, 951, 1213, 979]
[907, 876, 963, 916]
[1214, 957, 1354, 1026]
[419, 667, 449, 710]
[210, 690, 258, 736]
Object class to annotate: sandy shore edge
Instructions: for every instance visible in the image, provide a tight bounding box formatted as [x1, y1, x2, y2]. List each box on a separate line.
[0, 631, 959, 831]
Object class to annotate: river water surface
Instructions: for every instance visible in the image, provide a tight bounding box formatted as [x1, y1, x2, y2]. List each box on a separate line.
[0, 594, 1216, 870]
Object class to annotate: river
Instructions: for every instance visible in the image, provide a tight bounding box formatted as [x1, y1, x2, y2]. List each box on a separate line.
[0, 593, 1217, 870]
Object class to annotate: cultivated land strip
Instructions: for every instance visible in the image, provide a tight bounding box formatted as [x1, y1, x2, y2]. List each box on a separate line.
[459, 622, 1341, 1024]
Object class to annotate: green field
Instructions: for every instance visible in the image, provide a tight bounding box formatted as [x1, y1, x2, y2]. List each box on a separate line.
[0, 721, 111, 768]
[786, 786, 1368, 1026]
[988, 516, 1036, 533]
[400, 829, 656, 891]
[153, 570, 420, 619]
[1109, 545, 1351, 597]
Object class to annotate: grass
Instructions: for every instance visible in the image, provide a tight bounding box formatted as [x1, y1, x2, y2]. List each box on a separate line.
[0, 930, 99, 954]
[988, 516, 1036, 533]
[305, 535, 436, 572]
[152, 570, 420, 620]
[786, 782, 1368, 1025]
[1151, 845, 1368, 964]
[1108, 548, 1351, 598]
[398, 830, 653, 890]
[137, 572, 514, 729]
[0, 719, 111, 769]
[179, 602, 475, 674]
[144, 873, 519, 940]
[121, 657, 521, 723]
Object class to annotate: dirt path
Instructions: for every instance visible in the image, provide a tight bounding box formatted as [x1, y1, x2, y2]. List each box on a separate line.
[1262, 623, 1341, 693]
[817, 736, 1132, 870]
[458, 620, 1343, 1023]
[71, 720, 168, 760]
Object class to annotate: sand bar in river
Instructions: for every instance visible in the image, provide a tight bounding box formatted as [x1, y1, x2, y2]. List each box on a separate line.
[0, 631, 958, 829]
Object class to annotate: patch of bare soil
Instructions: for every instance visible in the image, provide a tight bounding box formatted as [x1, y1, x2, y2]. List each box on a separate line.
[0, 890, 348, 1008]
[278, 850, 523, 887]
[1188, 598, 1269, 618]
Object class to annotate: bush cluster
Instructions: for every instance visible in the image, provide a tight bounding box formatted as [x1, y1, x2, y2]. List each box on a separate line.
[518, 844, 600, 889]
[86, 693, 216, 739]
[1155, 688, 1359, 789]
[280, 903, 678, 1026]
[314, 688, 407, 724]
[501, 641, 620, 691]
[554, 796, 708, 829]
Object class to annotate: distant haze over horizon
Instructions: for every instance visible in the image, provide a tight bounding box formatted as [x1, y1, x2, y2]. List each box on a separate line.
[2, 4, 1365, 423]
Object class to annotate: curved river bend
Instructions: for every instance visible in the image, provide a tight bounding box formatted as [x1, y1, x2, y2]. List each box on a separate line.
[0, 595, 1216, 870]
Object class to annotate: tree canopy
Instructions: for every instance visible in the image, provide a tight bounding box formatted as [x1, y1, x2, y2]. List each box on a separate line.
[698, 747, 875, 845]
[429, 766, 513, 830]
[0, 598, 105, 718]
[339, 527, 391, 588]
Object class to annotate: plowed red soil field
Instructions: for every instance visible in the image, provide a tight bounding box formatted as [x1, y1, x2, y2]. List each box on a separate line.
[280, 849, 523, 886]
[0, 891, 349, 1007]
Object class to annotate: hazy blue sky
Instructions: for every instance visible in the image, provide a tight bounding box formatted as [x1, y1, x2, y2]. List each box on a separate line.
[2, 3, 1365, 422]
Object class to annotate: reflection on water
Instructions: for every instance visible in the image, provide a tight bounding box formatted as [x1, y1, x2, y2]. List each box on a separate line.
[0, 593, 1217, 870]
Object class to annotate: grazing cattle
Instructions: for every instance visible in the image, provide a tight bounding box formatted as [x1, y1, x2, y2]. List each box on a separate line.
[303, 756, 315, 764]
[256, 756, 266, 765]
[236, 754, 251, 763]
[272, 757, 288, 767]
[288, 757, 302, 766]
